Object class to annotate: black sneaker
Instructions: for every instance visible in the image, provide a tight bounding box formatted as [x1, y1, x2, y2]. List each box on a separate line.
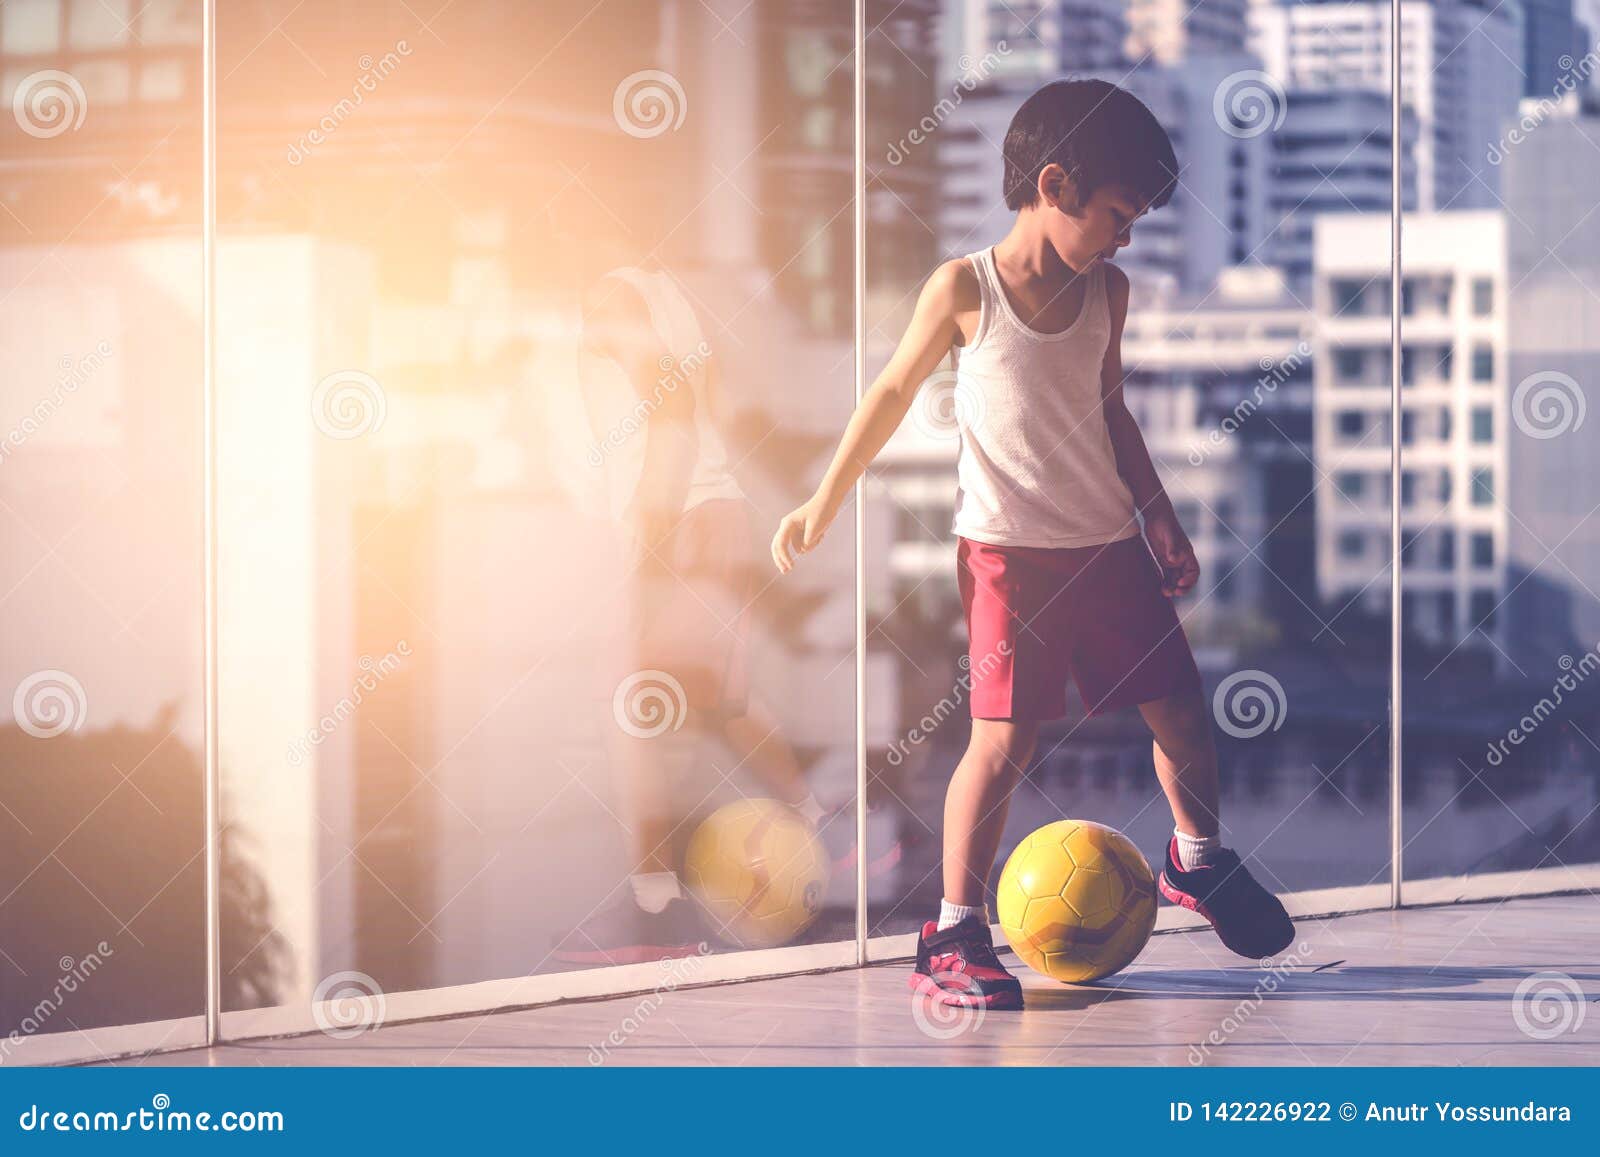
[552, 895, 705, 966]
[1157, 836, 1295, 959]
[907, 915, 1024, 1009]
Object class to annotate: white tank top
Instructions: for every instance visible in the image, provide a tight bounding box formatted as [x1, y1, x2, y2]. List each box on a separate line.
[949, 247, 1139, 548]
[580, 266, 744, 520]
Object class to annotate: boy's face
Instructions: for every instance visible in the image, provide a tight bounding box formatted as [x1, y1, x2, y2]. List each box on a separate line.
[1048, 173, 1150, 271]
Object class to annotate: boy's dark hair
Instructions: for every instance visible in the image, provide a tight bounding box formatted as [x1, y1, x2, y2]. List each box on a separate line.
[1002, 79, 1179, 213]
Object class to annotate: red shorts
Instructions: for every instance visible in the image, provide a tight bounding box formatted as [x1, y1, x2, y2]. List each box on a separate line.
[957, 532, 1201, 721]
[628, 497, 753, 718]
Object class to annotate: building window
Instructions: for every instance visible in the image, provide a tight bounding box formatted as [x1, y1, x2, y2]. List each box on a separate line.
[1469, 589, 1497, 628]
[1334, 280, 1364, 314]
[1337, 411, 1364, 439]
[2, 0, 62, 53]
[1335, 348, 1365, 382]
[1472, 407, 1493, 442]
[1338, 530, 1366, 558]
[1472, 277, 1493, 316]
[1336, 471, 1365, 501]
[1438, 468, 1451, 504]
[1471, 532, 1494, 567]
[71, 0, 131, 48]
[1400, 410, 1416, 445]
[1471, 468, 1494, 506]
[1472, 345, 1494, 382]
[1438, 529, 1455, 569]
[1400, 470, 1416, 507]
[1438, 407, 1452, 441]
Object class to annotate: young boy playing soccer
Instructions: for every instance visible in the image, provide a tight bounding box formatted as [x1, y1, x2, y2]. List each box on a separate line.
[770, 79, 1294, 1009]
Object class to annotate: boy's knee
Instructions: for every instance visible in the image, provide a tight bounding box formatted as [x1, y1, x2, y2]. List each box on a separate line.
[966, 735, 1035, 777]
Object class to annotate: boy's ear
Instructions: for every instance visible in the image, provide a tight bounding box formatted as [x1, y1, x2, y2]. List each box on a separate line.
[1041, 164, 1083, 214]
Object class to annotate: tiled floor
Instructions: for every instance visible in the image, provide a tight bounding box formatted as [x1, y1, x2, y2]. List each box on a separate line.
[98, 896, 1600, 1066]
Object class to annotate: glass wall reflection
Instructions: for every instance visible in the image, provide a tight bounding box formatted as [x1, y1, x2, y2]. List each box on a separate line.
[1401, 6, 1600, 885]
[0, 0, 207, 1055]
[215, 0, 857, 1024]
[864, 1, 1396, 939]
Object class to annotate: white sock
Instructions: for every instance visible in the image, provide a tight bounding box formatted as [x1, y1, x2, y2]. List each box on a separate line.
[937, 899, 988, 930]
[1175, 828, 1222, 871]
[629, 871, 683, 914]
[793, 793, 827, 826]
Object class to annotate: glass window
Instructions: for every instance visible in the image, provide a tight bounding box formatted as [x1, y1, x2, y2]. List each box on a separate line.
[1472, 406, 1493, 442]
[69, 0, 130, 48]
[1472, 276, 1493, 316]
[1, 0, 60, 54]
[1471, 532, 1494, 567]
[1472, 344, 1494, 382]
[1471, 468, 1494, 506]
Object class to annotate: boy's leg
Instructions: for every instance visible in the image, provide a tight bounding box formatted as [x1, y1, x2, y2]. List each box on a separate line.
[1138, 685, 1295, 958]
[1137, 683, 1220, 840]
[942, 716, 1040, 908]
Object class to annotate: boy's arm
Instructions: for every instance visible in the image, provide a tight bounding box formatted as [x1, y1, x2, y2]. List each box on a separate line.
[771, 259, 968, 573]
[580, 282, 696, 555]
[1099, 262, 1199, 598]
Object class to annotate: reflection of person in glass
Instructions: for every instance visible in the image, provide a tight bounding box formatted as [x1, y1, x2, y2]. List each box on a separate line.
[772, 80, 1296, 1010]
[552, 228, 858, 965]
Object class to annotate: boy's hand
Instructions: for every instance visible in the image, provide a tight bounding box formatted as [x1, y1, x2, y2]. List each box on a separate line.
[771, 496, 838, 574]
[1143, 508, 1199, 598]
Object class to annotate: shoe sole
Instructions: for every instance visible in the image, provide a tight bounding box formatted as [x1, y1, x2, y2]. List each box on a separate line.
[831, 839, 904, 881]
[906, 972, 1024, 1010]
[552, 943, 704, 966]
[1158, 871, 1291, 959]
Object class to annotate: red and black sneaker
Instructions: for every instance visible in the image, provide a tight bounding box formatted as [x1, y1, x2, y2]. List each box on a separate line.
[907, 915, 1024, 1010]
[1157, 836, 1295, 959]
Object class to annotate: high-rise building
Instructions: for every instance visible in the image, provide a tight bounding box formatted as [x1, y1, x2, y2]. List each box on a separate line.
[1313, 210, 1509, 658]
[1250, 0, 1525, 211]
[1126, 0, 1252, 64]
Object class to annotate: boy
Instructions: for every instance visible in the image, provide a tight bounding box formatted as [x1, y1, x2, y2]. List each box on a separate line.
[770, 79, 1293, 1008]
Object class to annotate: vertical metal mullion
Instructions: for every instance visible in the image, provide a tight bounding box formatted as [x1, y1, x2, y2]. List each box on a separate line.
[1389, 0, 1404, 910]
[853, 0, 868, 964]
[202, 0, 222, 1044]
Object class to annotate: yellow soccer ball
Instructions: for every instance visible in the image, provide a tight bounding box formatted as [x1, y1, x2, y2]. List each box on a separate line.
[996, 819, 1157, 983]
[683, 799, 830, 949]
